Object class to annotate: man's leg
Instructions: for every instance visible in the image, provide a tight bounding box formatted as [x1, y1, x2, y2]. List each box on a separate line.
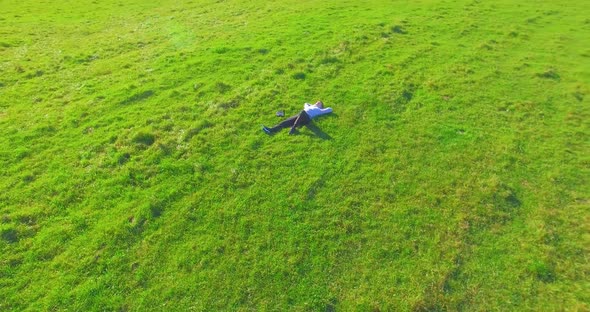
[265, 115, 298, 133]
[289, 111, 311, 134]
[288, 114, 302, 134]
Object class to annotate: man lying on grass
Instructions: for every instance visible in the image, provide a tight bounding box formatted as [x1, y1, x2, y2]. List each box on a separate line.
[263, 101, 333, 135]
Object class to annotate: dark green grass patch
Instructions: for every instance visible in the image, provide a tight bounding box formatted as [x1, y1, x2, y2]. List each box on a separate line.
[132, 131, 156, 146]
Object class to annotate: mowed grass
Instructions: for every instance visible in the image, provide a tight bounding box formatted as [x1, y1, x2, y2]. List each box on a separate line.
[0, 0, 589, 310]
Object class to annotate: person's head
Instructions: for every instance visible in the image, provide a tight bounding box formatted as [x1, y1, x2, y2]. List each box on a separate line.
[315, 101, 324, 108]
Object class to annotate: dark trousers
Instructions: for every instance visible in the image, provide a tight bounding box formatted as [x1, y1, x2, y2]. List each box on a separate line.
[269, 110, 311, 132]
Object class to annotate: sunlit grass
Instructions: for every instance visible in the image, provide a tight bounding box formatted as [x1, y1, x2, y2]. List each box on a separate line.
[1, 0, 588, 310]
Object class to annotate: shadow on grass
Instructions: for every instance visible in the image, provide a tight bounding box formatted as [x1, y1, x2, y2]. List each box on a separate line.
[302, 113, 338, 140]
[304, 122, 332, 140]
[121, 90, 154, 105]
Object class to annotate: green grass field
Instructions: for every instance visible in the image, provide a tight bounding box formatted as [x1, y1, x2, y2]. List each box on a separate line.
[1, 0, 589, 310]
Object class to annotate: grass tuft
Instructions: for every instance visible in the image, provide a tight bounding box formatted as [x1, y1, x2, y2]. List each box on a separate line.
[215, 82, 232, 93]
[132, 132, 155, 146]
[292, 72, 306, 80]
[391, 25, 407, 34]
[1, 227, 19, 243]
[536, 69, 560, 80]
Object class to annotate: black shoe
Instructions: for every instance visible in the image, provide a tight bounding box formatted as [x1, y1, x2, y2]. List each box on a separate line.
[262, 126, 272, 134]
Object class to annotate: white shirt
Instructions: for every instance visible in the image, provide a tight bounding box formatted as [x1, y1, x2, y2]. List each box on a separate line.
[303, 103, 333, 119]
